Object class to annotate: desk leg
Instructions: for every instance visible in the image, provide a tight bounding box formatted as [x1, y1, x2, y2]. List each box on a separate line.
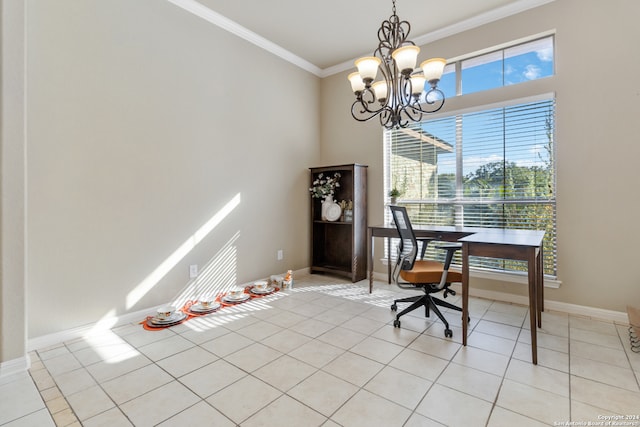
[387, 237, 392, 284]
[368, 228, 374, 293]
[528, 248, 538, 365]
[538, 246, 544, 325]
[462, 243, 469, 347]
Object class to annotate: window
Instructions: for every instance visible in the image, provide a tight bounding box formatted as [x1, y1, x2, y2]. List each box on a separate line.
[385, 97, 557, 277]
[437, 36, 554, 98]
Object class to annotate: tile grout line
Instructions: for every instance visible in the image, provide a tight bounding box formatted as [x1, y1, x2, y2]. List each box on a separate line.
[617, 323, 640, 390]
[481, 307, 527, 427]
[28, 351, 80, 427]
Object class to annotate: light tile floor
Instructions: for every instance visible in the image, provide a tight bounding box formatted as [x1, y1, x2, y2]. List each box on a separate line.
[3, 274, 640, 426]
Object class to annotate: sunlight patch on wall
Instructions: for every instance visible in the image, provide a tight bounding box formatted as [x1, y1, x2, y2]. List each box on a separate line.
[171, 231, 240, 308]
[126, 193, 241, 309]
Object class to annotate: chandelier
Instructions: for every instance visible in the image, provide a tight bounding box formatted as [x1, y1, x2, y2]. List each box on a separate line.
[348, 0, 446, 129]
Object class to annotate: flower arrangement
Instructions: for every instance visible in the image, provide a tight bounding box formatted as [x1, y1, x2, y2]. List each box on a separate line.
[309, 172, 341, 199]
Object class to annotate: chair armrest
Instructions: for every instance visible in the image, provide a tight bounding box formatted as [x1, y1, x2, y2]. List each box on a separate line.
[417, 238, 435, 259]
[435, 243, 462, 271]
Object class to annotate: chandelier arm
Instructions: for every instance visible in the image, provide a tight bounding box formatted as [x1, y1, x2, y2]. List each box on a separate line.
[398, 74, 414, 107]
[376, 17, 413, 56]
[359, 88, 378, 109]
[351, 103, 376, 122]
[421, 87, 446, 113]
[379, 108, 397, 130]
[351, 100, 380, 122]
[351, 88, 389, 122]
[400, 102, 424, 124]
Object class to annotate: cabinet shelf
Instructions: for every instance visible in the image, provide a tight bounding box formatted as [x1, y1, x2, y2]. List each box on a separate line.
[313, 220, 353, 225]
[309, 164, 367, 282]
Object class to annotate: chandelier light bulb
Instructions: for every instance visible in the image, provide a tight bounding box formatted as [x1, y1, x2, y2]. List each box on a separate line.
[355, 56, 381, 84]
[392, 45, 420, 75]
[409, 74, 426, 96]
[372, 81, 388, 103]
[348, 72, 365, 94]
[420, 58, 447, 84]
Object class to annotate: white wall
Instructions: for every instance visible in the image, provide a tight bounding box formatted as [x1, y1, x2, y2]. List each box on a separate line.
[1, 0, 27, 365]
[320, 0, 640, 312]
[25, 0, 320, 338]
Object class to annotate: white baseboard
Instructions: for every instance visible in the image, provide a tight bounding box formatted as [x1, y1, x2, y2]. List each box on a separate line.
[542, 300, 628, 324]
[455, 285, 628, 323]
[373, 272, 628, 324]
[294, 267, 311, 276]
[0, 356, 31, 383]
[27, 307, 153, 352]
[371, 271, 389, 282]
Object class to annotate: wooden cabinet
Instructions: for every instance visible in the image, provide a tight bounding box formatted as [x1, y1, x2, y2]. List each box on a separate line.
[309, 164, 367, 282]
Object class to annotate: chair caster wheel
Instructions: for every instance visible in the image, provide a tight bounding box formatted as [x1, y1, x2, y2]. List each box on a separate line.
[391, 303, 397, 312]
[444, 329, 453, 338]
[393, 319, 401, 328]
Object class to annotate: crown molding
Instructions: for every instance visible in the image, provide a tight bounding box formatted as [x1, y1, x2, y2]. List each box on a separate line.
[413, 0, 556, 47]
[166, 0, 323, 77]
[166, 0, 555, 79]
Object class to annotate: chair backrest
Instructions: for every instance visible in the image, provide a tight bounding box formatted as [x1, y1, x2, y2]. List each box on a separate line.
[390, 206, 418, 271]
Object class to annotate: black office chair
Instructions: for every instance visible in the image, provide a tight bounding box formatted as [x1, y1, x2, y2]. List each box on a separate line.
[389, 205, 464, 338]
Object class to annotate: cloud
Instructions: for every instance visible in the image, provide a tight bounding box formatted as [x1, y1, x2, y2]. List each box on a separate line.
[537, 48, 553, 62]
[524, 64, 541, 80]
[504, 64, 515, 76]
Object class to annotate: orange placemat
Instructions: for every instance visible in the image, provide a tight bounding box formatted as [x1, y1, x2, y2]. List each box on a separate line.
[140, 287, 280, 330]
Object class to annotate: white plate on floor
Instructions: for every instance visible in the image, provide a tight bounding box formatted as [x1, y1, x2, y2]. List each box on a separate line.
[222, 293, 250, 303]
[150, 311, 187, 325]
[251, 286, 275, 295]
[190, 302, 221, 313]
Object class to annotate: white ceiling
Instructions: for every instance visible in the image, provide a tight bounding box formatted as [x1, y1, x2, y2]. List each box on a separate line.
[170, 0, 554, 76]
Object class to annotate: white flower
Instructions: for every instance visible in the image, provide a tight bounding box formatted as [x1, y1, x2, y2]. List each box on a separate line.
[309, 172, 341, 199]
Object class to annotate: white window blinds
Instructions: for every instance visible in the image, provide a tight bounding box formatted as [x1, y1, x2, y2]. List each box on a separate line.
[385, 98, 557, 276]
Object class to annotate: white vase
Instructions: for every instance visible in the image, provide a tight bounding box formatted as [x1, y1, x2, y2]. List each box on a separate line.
[321, 194, 334, 221]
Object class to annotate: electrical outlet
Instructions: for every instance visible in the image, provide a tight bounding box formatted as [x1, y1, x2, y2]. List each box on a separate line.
[277, 249, 283, 261]
[189, 264, 198, 279]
